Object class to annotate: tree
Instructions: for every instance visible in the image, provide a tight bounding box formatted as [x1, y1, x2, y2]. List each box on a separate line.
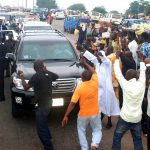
[110, 10, 119, 14]
[92, 6, 107, 14]
[68, 3, 86, 12]
[125, 0, 150, 15]
[37, 0, 57, 9]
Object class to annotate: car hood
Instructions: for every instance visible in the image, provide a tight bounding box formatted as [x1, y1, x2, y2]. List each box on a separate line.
[16, 61, 83, 80]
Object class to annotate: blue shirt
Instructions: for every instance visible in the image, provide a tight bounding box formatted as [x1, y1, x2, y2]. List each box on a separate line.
[140, 42, 150, 58]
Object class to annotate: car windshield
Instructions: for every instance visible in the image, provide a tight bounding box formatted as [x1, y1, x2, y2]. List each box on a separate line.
[19, 41, 77, 61]
[0, 14, 11, 21]
[112, 14, 121, 19]
[129, 19, 149, 24]
[92, 12, 100, 16]
[24, 26, 52, 31]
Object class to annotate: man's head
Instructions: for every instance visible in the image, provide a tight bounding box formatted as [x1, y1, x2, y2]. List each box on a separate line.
[124, 51, 133, 58]
[81, 70, 93, 82]
[33, 60, 45, 72]
[141, 32, 149, 42]
[127, 30, 136, 42]
[91, 22, 95, 28]
[125, 69, 137, 81]
[110, 32, 117, 40]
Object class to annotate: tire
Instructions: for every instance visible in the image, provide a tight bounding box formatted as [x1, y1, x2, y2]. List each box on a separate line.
[12, 102, 24, 118]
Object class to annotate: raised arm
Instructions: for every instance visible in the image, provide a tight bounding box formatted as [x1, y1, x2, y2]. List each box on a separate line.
[80, 57, 95, 73]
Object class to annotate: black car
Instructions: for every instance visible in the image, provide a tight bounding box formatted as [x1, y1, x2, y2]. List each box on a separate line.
[7, 30, 83, 117]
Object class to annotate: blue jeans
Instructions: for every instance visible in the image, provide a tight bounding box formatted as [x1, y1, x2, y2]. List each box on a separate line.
[36, 107, 53, 150]
[77, 114, 102, 150]
[112, 118, 143, 150]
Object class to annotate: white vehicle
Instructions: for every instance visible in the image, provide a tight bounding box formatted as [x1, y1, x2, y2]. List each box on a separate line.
[55, 11, 65, 20]
[102, 13, 122, 24]
[21, 21, 53, 33]
[90, 11, 103, 22]
[2, 30, 19, 41]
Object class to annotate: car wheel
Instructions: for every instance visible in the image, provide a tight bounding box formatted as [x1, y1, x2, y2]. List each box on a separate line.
[12, 102, 24, 118]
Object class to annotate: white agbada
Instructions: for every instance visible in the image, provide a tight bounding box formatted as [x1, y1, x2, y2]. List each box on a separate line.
[83, 51, 120, 116]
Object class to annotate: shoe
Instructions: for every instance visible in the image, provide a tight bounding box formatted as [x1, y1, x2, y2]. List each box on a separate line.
[91, 146, 97, 150]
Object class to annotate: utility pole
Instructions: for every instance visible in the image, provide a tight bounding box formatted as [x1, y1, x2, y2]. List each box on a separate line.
[26, 0, 27, 8]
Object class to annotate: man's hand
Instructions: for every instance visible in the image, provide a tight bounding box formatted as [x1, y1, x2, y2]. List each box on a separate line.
[62, 116, 68, 127]
[18, 70, 23, 76]
[18, 70, 24, 79]
[116, 51, 121, 59]
[137, 51, 144, 62]
[80, 57, 86, 65]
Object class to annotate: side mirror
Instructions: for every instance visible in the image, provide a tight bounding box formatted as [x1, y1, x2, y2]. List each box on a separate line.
[5, 53, 15, 61]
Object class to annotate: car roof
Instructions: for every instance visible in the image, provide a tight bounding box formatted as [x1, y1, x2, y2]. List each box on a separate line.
[67, 15, 80, 17]
[23, 34, 67, 42]
[23, 21, 51, 27]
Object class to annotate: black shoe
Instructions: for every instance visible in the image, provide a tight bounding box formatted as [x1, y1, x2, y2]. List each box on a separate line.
[0, 97, 5, 101]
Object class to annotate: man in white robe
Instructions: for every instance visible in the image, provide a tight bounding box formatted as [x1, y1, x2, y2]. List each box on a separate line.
[83, 50, 120, 128]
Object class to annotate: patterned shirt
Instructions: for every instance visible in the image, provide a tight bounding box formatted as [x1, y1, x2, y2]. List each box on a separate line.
[140, 42, 150, 58]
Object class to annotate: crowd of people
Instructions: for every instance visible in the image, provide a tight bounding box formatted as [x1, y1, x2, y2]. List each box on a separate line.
[0, 18, 150, 150]
[62, 22, 150, 150]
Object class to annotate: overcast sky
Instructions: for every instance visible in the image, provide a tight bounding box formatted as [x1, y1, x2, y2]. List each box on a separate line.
[0, 0, 144, 13]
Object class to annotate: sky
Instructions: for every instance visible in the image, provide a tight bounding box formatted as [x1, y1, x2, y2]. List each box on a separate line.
[0, 0, 143, 13]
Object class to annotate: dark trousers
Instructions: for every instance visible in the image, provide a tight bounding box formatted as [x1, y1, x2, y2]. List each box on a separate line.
[147, 117, 150, 150]
[0, 64, 5, 99]
[112, 118, 143, 150]
[36, 107, 53, 150]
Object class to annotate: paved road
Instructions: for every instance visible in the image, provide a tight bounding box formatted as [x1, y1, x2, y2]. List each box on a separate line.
[0, 20, 147, 150]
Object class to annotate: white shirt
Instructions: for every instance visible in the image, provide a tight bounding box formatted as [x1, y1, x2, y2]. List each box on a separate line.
[147, 85, 150, 117]
[128, 40, 138, 66]
[83, 51, 120, 116]
[114, 60, 146, 123]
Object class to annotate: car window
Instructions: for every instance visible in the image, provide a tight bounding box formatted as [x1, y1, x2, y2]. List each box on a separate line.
[112, 14, 121, 19]
[24, 26, 52, 31]
[19, 41, 77, 61]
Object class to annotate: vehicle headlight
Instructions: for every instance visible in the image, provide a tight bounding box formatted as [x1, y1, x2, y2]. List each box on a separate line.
[13, 77, 33, 91]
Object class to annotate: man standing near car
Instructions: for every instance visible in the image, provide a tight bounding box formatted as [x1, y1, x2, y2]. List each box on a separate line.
[5, 32, 17, 77]
[0, 19, 7, 43]
[0, 37, 7, 101]
[62, 57, 102, 150]
[18, 60, 58, 150]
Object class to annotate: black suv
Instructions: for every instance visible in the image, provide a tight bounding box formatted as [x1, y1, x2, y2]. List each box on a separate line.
[7, 30, 83, 117]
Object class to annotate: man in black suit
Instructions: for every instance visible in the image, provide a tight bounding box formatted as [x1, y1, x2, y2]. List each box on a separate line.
[0, 19, 7, 43]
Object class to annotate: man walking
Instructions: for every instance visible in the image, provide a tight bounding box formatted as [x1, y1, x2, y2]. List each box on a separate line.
[18, 60, 58, 150]
[112, 51, 146, 150]
[62, 58, 102, 150]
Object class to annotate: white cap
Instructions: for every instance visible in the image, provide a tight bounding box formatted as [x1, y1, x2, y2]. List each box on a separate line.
[146, 63, 150, 67]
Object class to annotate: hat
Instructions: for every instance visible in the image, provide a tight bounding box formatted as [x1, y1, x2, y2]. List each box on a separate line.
[135, 30, 144, 36]
[146, 63, 150, 67]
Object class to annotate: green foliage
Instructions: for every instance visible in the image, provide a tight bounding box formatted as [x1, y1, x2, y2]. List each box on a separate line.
[126, 0, 150, 15]
[92, 7, 107, 14]
[37, 0, 57, 9]
[67, 3, 86, 12]
[110, 10, 119, 14]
